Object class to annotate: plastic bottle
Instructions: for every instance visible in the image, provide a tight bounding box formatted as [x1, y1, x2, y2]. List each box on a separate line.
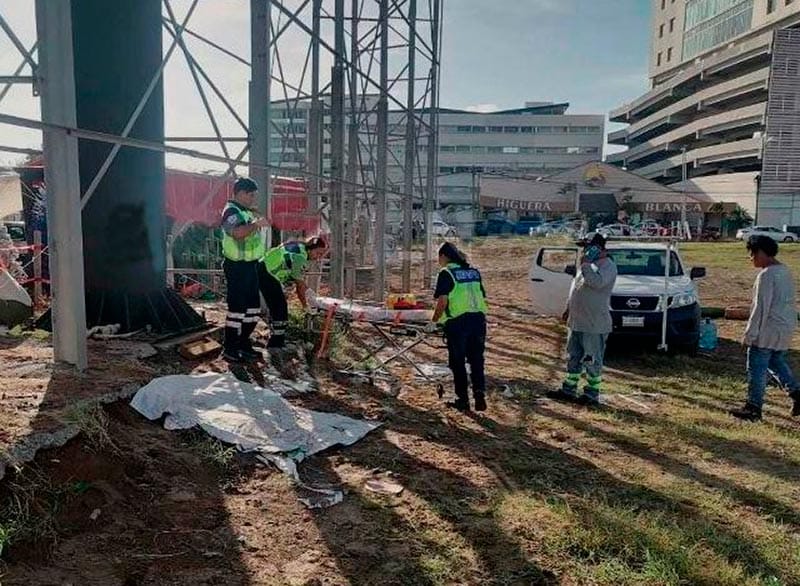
[698, 318, 718, 351]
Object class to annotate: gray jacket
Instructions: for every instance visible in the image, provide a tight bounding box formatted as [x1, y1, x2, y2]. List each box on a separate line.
[567, 256, 618, 334]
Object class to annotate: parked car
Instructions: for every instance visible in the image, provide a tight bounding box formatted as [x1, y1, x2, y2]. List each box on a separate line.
[736, 225, 799, 242]
[536, 221, 564, 236]
[514, 218, 542, 235]
[486, 217, 516, 235]
[596, 223, 637, 238]
[429, 219, 457, 237]
[529, 242, 706, 353]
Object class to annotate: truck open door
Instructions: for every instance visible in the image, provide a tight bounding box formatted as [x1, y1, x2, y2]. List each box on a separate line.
[529, 247, 578, 316]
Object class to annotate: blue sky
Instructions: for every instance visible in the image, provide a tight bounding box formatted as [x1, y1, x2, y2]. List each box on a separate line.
[441, 0, 652, 130]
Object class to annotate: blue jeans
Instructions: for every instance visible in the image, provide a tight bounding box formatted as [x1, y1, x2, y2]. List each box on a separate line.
[747, 347, 800, 410]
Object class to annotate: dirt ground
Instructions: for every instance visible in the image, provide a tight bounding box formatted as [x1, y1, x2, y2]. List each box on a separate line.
[1, 237, 799, 585]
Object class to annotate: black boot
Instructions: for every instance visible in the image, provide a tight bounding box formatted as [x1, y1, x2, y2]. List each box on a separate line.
[446, 399, 470, 412]
[729, 403, 763, 422]
[222, 327, 241, 363]
[473, 393, 487, 412]
[791, 393, 800, 417]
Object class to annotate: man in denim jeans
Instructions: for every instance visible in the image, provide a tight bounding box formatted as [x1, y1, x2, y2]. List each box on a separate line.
[730, 235, 800, 422]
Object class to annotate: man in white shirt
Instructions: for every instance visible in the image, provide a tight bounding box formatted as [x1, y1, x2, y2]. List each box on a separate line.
[730, 235, 800, 421]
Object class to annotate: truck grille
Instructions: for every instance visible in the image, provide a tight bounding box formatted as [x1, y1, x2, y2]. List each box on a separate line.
[610, 295, 660, 311]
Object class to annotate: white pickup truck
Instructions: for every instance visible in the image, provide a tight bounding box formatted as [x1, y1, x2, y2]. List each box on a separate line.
[529, 242, 706, 353]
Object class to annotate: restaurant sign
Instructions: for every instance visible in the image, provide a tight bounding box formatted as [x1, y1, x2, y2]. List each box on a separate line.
[480, 196, 574, 213]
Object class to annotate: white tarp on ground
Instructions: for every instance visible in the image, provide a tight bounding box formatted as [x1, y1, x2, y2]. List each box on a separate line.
[130, 372, 381, 508]
[0, 268, 32, 326]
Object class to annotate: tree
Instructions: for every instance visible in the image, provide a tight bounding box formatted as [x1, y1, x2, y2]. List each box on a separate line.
[720, 205, 752, 232]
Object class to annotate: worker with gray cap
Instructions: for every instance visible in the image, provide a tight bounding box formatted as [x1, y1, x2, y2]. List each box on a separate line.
[548, 231, 617, 406]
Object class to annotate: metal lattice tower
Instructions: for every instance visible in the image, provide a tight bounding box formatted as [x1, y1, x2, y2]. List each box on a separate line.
[0, 1, 442, 369]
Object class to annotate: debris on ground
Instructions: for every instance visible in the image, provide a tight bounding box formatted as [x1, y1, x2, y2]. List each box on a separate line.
[130, 372, 381, 508]
[364, 476, 404, 496]
[178, 336, 222, 360]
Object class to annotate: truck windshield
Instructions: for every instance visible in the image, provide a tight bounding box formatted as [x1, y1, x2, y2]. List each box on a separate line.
[606, 249, 683, 277]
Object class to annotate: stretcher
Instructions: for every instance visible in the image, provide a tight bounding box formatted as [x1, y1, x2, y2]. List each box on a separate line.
[309, 295, 449, 395]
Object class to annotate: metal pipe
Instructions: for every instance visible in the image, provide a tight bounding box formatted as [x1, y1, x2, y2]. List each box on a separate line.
[345, 0, 359, 296]
[401, 0, 417, 292]
[423, 0, 440, 289]
[329, 0, 346, 296]
[373, 0, 389, 302]
[0, 41, 38, 106]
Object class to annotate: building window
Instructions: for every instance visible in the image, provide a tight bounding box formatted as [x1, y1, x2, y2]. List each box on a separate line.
[768, 0, 776, 12]
[683, 0, 754, 60]
[502, 146, 520, 154]
[504, 126, 519, 133]
[471, 125, 486, 133]
[657, 51, 662, 66]
[489, 126, 503, 133]
[660, 23, 665, 38]
[456, 125, 471, 132]
[536, 126, 552, 134]
[670, 18, 675, 32]
[520, 126, 533, 133]
[667, 47, 673, 61]
[661, 0, 666, 8]
[440, 145, 455, 152]
[455, 145, 471, 153]
[487, 146, 503, 153]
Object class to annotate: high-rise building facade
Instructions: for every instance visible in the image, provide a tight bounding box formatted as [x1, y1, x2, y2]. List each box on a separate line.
[609, 0, 800, 225]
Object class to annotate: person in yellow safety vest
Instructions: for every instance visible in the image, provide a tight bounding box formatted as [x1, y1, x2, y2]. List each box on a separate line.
[220, 177, 269, 363]
[257, 236, 328, 353]
[428, 242, 488, 412]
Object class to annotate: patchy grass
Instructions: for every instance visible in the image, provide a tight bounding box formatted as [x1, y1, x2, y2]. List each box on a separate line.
[62, 402, 117, 453]
[182, 430, 237, 471]
[0, 466, 69, 557]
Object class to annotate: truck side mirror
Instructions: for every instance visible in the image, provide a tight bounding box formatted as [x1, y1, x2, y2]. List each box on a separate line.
[690, 267, 706, 280]
[565, 264, 576, 276]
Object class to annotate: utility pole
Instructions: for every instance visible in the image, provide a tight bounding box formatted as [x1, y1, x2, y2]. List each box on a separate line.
[329, 0, 346, 296]
[250, 0, 271, 245]
[372, 0, 389, 302]
[35, 0, 88, 370]
[680, 145, 687, 240]
[401, 0, 417, 292]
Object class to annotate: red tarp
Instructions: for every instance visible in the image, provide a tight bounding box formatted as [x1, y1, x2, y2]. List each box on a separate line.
[21, 159, 320, 234]
[165, 170, 320, 233]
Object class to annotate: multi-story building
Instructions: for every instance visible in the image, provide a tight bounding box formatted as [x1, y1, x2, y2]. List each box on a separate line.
[268, 100, 604, 228]
[432, 103, 604, 226]
[609, 0, 800, 225]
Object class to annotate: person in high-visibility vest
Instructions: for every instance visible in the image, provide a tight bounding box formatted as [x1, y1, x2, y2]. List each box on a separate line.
[220, 177, 269, 362]
[428, 242, 488, 412]
[258, 236, 328, 352]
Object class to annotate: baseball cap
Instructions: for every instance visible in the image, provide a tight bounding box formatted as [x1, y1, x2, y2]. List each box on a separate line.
[233, 177, 258, 194]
